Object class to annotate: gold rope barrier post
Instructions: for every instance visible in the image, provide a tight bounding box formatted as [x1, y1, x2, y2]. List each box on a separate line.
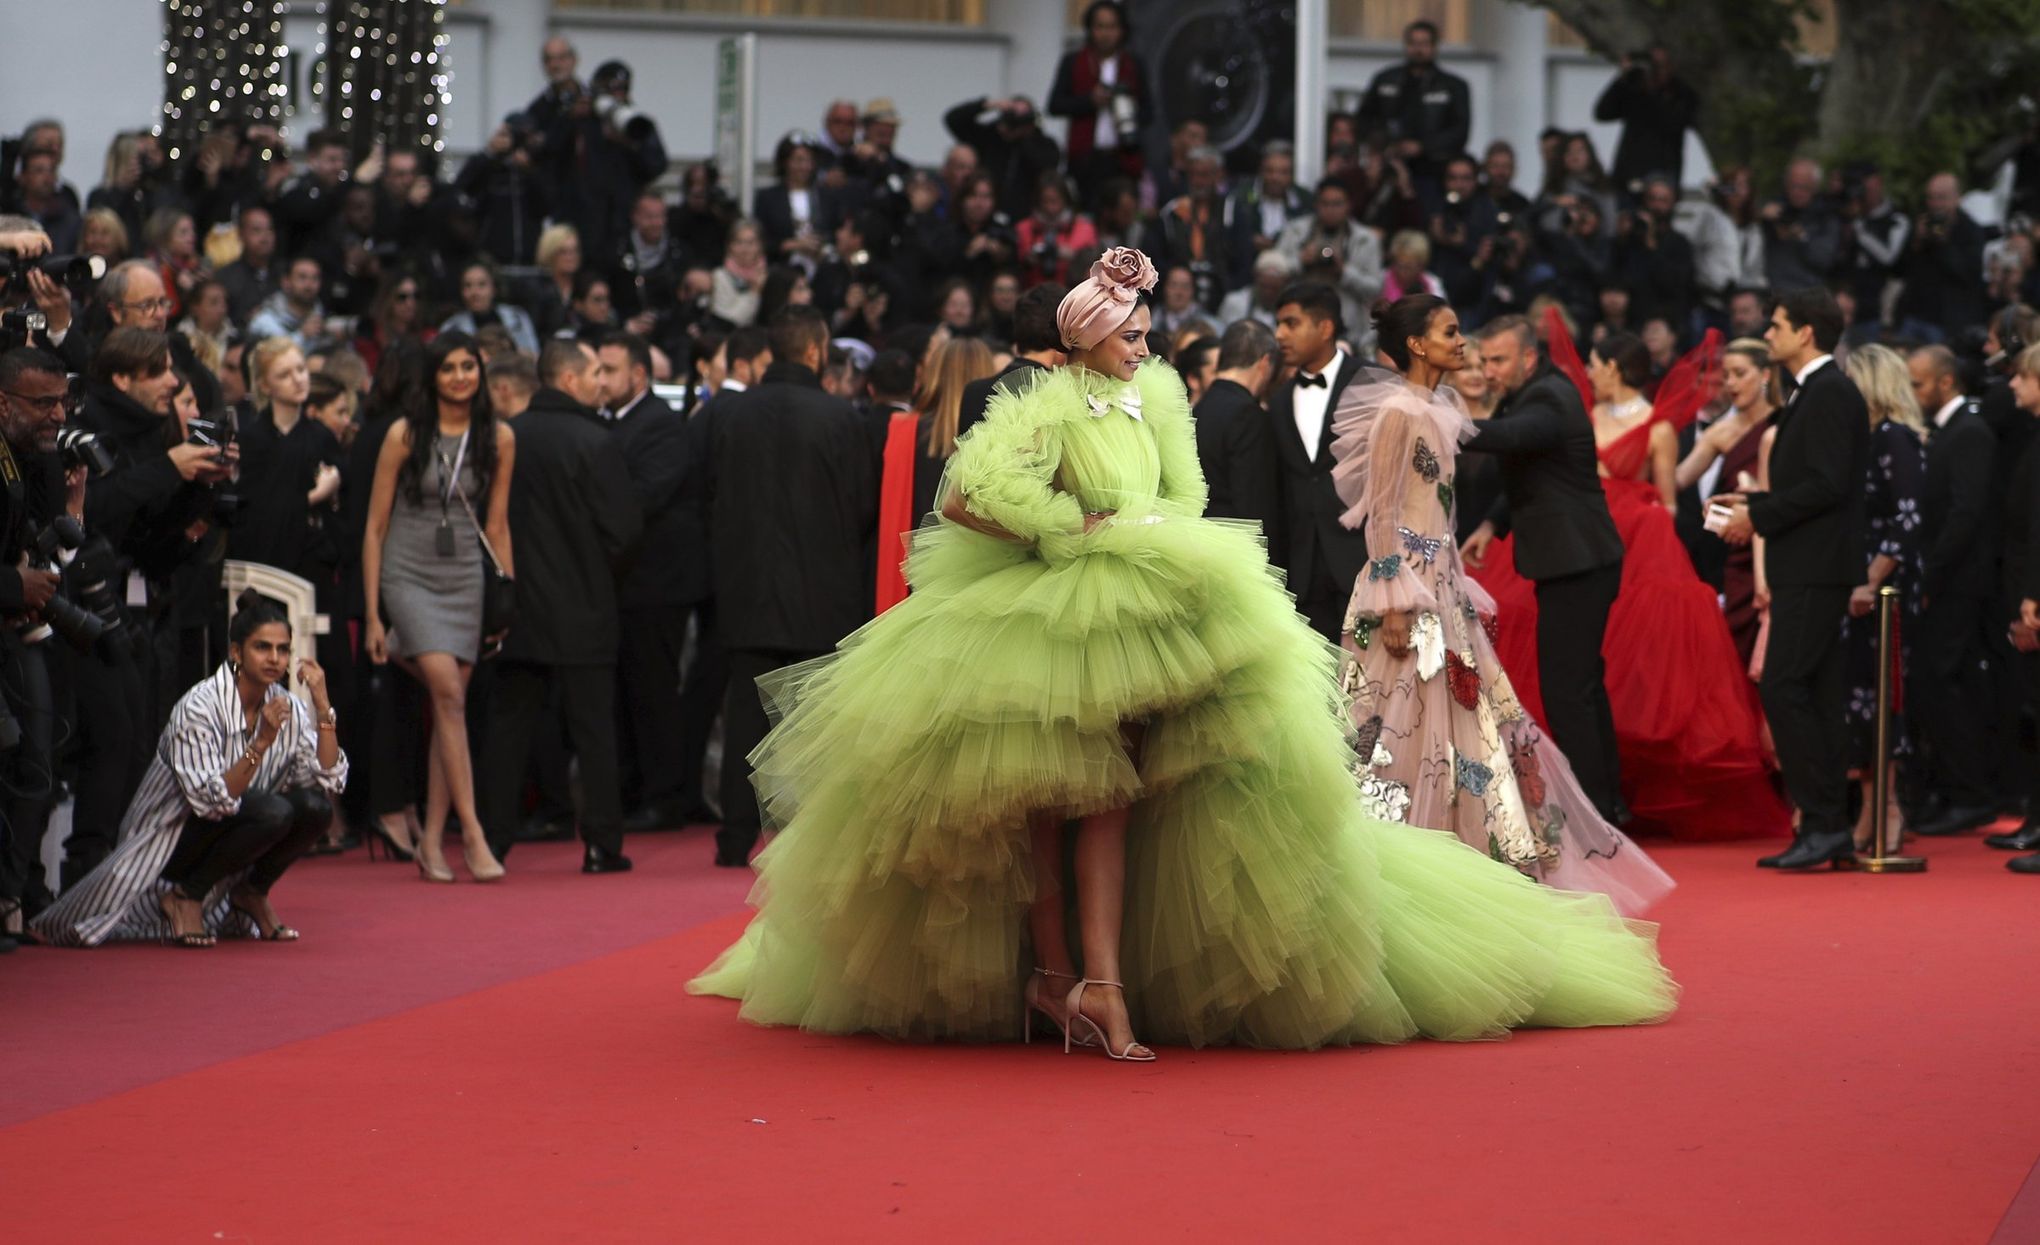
[1859, 584, 1926, 872]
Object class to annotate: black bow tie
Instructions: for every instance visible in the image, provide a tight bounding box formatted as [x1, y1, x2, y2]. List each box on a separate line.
[1296, 372, 1328, 390]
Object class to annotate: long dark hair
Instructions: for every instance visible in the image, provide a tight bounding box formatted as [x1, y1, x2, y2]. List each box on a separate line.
[398, 331, 497, 508]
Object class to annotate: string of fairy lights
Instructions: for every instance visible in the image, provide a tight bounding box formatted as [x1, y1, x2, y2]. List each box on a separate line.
[158, 0, 449, 164]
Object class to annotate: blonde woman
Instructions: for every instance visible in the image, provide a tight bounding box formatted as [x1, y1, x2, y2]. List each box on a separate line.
[1382, 230, 1444, 302]
[1837, 344, 1927, 851]
[80, 206, 129, 265]
[530, 222, 582, 337]
[711, 219, 768, 327]
[875, 336, 995, 611]
[1676, 338, 1778, 663]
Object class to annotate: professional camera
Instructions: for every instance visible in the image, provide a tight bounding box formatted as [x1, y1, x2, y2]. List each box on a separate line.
[21, 518, 107, 658]
[590, 62, 654, 140]
[185, 410, 245, 522]
[0, 251, 107, 292]
[0, 308, 45, 354]
[54, 427, 114, 478]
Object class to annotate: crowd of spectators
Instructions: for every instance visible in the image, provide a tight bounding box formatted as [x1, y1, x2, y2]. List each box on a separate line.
[1, 4, 2038, 947]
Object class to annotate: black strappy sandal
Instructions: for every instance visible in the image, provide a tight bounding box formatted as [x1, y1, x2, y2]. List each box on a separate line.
[229, 893, 300, 942]
[158, 888, 215, 949]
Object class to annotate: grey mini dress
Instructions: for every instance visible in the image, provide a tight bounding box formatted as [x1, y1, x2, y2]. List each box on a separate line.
[380, 429, 484, 662]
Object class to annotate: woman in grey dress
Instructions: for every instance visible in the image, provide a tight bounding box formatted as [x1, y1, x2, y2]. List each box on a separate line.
[361, 332, 516, 882]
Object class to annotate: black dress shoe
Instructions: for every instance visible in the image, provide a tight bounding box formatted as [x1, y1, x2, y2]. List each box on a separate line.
[1756, 844, 1796, 868]
[622, 803, 693, 834]
[1986, 821, 2040, 851]
[1913, 804, 1998, 837]
[2009, 852, 2040, 874]
[1770, 830, 1858, 870]
[582, 844, 633, 874]
[713, 845, 753, 868]
[680, 802, 724, 827]
[517, 815, 577, 844]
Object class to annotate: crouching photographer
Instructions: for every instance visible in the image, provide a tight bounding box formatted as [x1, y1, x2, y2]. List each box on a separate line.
[0, 347, 73, 947]
[55, 327, 234, 888]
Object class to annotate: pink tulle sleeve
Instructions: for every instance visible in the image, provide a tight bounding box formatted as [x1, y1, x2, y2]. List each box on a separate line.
[1344, 393, 1439, 617]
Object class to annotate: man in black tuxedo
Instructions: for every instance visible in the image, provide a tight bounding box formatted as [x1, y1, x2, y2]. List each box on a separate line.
[1459, 315, 1626, 822]
[1905, 346, 2002, 837]
[596, 331, 714, 832]
[1714, 288, 1870, 869]
[482, 340, 645, 873]
[1269, 280, 1369, 641]
[959, 285, 1063, 441]
[706, 306, 880, 866]
[1193, 318, 1281, 531]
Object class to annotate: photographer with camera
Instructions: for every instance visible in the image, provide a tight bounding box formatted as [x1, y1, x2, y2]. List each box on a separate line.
[1592, 45, 1699, 196]
[1898, 171, 1988, 343]
[1355, 20, 1472, 205]
[4, 140, 82, 255]
[1760, 158, 1843, 293]
[543, 60, 668, 262]
[1275, 179, 1385, 341]
[943, 95, 1063, 223]
[456, 118, 553, 267]
[1426, 154, 1495, 308]
[272, 130, 364, 255]
[65, 327, 236, 886]
[0, 347, 76, 945]
[1614, 175, 1697, 332]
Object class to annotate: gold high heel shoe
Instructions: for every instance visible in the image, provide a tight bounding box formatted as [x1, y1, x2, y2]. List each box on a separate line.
[463, 840, 506, 883]
[1023, 968, 1096, 1047]
[1063, 979, 1156, 1062]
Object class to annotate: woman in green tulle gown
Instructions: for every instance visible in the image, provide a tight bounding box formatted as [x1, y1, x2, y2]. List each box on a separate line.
[690, 249, 1677, 1057]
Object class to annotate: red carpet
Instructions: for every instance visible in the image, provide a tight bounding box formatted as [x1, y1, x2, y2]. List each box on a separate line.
[7, 833, 2040, 1242]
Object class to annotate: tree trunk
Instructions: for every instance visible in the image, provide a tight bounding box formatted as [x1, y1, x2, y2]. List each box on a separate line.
[1814, 0, 1962, 152]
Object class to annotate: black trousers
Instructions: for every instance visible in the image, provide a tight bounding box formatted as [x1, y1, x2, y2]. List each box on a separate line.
[1295, 558, 1350, 647]
[483, 660, 623, 855]
[1760, 584, 1854, 839]
[0, 643, 56, 904]
[362, 661, 428, 819]
[64, 650, 153, 877]
[616, 604, 687, 813]
[162, 786, 332, 899]
[2013, 645, 2040, 819]
[675, 601, 728, 813]
[1534, 561, 1625, 820]
[719, 647, 823, 859]
[1914, 593, 1999, 806]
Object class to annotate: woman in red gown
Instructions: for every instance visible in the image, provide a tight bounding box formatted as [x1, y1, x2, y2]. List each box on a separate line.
[1469, 316, 1789, 840]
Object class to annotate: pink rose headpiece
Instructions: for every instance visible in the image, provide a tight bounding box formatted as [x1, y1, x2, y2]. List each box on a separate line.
[1056, 247, 1158, 352]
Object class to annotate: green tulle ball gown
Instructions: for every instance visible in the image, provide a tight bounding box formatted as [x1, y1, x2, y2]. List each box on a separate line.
[689, 359, 1677, 1049]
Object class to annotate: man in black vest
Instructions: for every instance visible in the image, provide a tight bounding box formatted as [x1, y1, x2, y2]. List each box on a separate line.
[481, 339, 644, 873]
[1460, 315, 1626, 822]
[1269, 280, 1368, 641]
[959, 284, 1063, 441]
[1905, 345, 2002, 837]
[1193, 318, 1280, 531]
[596, 331, 711, 833]
[707, 306, 880, 867]
[1714, 287, 1870, 868]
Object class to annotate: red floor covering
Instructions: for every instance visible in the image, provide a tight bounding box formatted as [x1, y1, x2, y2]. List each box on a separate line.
[7, 833, 2040, 1243]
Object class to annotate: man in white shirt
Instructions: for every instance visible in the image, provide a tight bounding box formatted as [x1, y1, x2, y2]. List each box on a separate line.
[1267, 279, 1369, 640]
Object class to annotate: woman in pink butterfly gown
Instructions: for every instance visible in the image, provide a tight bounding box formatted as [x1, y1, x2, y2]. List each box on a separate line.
[1334, 295, 1674, 916]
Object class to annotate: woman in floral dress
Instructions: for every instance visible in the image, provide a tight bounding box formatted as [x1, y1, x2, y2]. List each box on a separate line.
[1333, 294, 1673, 916]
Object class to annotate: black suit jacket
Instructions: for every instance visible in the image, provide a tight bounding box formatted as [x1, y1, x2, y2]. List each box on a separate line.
[708, 362, 880, 652]
[958, 357, 1046, 443]
[607, 389, 708, 608]
[1462, 364, 1623, 582]
[1193, 378, 1281, 534]
[1747, 359, 1869, 588]
[499, 389, 645, 666]
[2003, 436, 2040, 605]
[1267, 351, 1370, 592]
[1921, 401, 1998, 600]
[752, 184, 842, 259]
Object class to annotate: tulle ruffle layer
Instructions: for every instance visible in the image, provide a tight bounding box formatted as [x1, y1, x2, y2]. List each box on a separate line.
[692, 512, 1676, 1047]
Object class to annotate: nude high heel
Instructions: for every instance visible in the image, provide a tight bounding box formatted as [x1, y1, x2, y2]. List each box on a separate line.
[1024, 968, 1095, 1047]
[1063, 979, 1156, 1062]
[415, 828, 455, 883]
[463, 839, 506, 883]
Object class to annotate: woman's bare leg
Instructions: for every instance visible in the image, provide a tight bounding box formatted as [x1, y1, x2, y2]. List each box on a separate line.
[1071, 804, 1150, 1057]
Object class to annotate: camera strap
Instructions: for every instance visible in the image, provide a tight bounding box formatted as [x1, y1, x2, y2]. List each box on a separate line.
[450, 471, 508, 579]
[0, 436, 23, 514]
[434, 429, 470, 523]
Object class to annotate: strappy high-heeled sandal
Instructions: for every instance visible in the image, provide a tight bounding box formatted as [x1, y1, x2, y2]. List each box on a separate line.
[1023, 968, 1096, 1047]
[1063, 978, 1156, 1062]
[229, 892, 300, 942]
[158, 888, 215, 949]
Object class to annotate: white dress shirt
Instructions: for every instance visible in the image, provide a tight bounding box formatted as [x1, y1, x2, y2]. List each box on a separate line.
[1792, 354, 1833, 388]
[1932, 395, 1964, 430]
[1292, 348, 1346, 458]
